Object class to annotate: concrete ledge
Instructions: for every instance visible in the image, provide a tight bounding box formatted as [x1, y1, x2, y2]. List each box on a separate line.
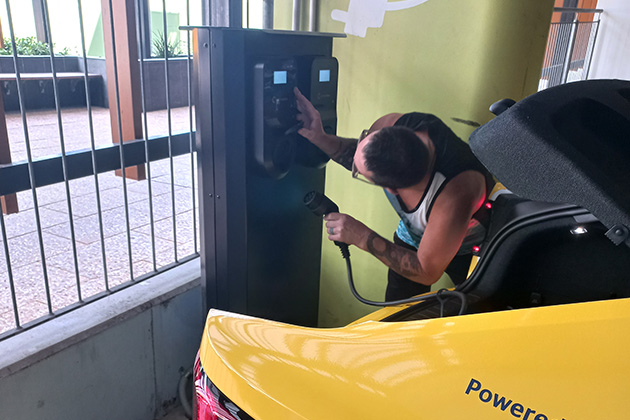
[0, 258, 201, 380]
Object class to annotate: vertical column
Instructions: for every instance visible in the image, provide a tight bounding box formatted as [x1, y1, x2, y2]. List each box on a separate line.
[0, 22, 18, 215]
[263, 0, 274, 29]
[137, 0, 152, 59]
[560, 17, 579, 84]
[101, 0, 145, 180]
[0, 96, 17, 215]
[202, 0, 242, 27]
[192, 28, 217, 313]
[292, 0, 301, 30]
[31, 0, 49, 43]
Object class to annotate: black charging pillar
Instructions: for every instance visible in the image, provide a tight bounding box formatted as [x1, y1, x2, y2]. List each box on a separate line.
[192, 28, 341, 326]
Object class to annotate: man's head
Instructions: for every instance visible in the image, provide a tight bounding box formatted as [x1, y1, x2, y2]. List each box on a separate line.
[354, 126, 430, 190]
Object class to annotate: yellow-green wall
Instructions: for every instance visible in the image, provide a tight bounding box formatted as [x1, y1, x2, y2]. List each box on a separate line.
[313, 0, 554, 327]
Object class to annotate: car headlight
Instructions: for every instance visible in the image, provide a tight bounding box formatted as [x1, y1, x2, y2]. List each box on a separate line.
[193, 352, 254, 420]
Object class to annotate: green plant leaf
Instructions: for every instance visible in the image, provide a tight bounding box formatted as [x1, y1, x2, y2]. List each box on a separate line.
[152, 31, 182, 58]
[0, 36, 70, 56]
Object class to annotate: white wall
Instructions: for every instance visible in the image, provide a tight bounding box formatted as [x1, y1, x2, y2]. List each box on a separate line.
[588, 0, 630, 80]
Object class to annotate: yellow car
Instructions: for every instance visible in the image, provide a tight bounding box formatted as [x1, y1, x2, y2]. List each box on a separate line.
[193, 79, 630, 420]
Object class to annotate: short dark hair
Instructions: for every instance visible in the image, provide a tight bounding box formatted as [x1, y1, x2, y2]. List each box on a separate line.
[363, 126, 429, 189]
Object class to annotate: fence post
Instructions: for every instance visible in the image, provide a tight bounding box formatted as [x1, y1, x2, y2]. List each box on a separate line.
[0, 21, 18, 215]
[584, 19, 600, 80]
[101, 0, 146, 180]
[561, 17, 579, 84]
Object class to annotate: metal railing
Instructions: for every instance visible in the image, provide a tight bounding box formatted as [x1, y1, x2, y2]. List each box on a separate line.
[0, 0, 199, 339]
[539, 7, 602, 91]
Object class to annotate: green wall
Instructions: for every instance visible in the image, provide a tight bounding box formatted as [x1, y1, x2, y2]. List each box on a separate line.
[86, 11, 181, 58]
[87, 15, 105, 58]
[315, 0, 554, 326]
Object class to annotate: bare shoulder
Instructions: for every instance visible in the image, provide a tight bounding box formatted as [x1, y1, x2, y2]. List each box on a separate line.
[369, 113, 404, 131]
[439, 171, 487, 207]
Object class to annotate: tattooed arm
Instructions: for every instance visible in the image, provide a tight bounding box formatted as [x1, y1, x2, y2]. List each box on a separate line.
[324, 213, 442, 285]
[323, 171, 486, 286]
[364, 173, 485, 284]
[365, 232, 440, 285]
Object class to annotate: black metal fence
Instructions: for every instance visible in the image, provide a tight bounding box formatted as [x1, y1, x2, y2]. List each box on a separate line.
[0, 0, 199, 339]
[539, 7, 602, 91]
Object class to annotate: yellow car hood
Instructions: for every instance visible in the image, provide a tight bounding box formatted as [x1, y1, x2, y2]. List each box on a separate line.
[199, 299, 630, 419]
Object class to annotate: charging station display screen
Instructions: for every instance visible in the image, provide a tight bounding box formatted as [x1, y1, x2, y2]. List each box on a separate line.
[319, 69, 330, 82]
[273, 71, 287, 84]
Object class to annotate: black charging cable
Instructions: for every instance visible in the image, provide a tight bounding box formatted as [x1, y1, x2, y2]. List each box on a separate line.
[304, 191, 468, 314]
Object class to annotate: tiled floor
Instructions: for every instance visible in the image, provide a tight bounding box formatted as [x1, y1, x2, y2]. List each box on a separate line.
[0, 106, 199, 335]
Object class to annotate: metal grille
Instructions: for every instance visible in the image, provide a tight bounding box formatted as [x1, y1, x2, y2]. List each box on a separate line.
[0, 0, 199, 339]
[539, 7, 602, 91]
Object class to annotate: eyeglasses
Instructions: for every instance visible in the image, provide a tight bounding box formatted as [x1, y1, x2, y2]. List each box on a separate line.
[351, 129, 378, 185]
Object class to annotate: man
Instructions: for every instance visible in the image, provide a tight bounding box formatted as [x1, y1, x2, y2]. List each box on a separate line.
[295, 88, 494, 300]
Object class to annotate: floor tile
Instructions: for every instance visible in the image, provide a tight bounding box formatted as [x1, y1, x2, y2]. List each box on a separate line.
[0, 106, 199, 334]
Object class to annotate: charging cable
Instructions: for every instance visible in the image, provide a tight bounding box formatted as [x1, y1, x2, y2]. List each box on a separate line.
[305, 191, 468, 314]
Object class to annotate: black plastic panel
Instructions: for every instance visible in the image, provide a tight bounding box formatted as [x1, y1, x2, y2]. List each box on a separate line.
[469, 79, 630, 247]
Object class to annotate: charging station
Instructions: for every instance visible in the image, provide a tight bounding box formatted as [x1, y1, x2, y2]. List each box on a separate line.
[192, 28, 342, 326]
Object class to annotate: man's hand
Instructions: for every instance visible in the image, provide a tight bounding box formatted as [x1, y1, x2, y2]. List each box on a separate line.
[324, 213, 436, 285]
[294, 87, 358, 169]
[294, 87, 325, 144]
[324, 212, 372, 249]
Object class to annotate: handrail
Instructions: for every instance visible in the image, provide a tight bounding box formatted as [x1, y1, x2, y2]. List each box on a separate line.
[554, 7, 603, 14]
[0, 132, 195, 196]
